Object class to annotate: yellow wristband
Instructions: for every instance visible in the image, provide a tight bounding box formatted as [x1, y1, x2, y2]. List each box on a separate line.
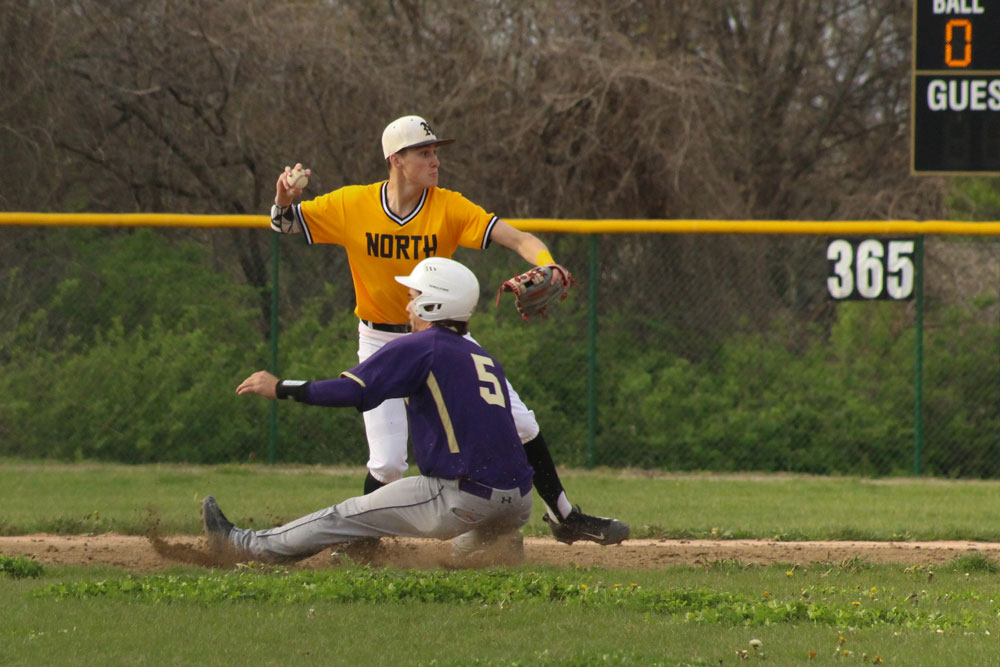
[535, 250, 555, 266]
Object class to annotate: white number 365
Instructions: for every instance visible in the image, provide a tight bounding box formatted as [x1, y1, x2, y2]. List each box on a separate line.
[827, 238, 915, 300]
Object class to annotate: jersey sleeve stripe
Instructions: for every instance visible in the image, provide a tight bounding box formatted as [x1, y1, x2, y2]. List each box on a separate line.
[294, 204, 313, 244]
[481, 215, 499, 250]
[340, 371, 366, 387]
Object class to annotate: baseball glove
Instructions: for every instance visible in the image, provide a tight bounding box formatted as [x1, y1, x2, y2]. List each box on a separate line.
[495, 264, 577, 321]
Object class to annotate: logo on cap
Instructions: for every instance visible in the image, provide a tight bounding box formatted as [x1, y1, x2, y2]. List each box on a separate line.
[382, 115, 454, 159]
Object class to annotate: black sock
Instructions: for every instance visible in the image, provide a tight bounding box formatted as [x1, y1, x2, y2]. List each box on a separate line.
[522, 433, 567, 516]
[364, 471, 387, 495]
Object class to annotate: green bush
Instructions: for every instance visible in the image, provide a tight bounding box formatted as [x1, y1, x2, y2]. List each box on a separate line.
[270, 283, 369, 464]
[2, 230, 998, 474]
[595, 303, 919, 475]
[0, 230, 266, 463]
[921, 306, 1000, 477]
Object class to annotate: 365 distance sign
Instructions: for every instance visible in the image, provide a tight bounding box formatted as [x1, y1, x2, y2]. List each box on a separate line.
[827, 239, 916, 301]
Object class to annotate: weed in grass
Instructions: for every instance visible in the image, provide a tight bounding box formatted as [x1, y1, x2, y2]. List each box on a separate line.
[824, 527, 881, 541]
[419, 650, 720, 666]
[770, 529, 810, 541]
[41, 509, 114, 535]
[947, 552, 1000, 574]
[708, 526, 735, 539]
[903, 564, 935, 582]
[234, 561, 291, 575]
[0, 554, 44, 578]
[666, 527, 700, 540]
[835, 555, 873, 574]
[702, 558, 753, 572]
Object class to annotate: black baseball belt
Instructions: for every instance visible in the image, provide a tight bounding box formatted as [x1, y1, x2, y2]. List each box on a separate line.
[360, 319, 411, 334]
[458, 478, 533, 500]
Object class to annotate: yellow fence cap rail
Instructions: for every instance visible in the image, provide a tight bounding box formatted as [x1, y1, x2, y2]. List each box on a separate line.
[3, 212, 1000, 235]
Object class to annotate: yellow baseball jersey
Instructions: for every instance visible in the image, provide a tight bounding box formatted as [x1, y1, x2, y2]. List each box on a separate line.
[295, 182, 498, 324]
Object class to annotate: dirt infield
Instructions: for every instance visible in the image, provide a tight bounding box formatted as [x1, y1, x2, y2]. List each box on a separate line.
[4, 534, 1000, 571]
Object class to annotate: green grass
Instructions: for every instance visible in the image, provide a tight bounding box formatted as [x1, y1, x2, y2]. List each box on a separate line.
[0, 460, 367, 535]
[4, 460, 1000, 540]
[5, 561, 1000, 665]
[6, 460, 1000, 665]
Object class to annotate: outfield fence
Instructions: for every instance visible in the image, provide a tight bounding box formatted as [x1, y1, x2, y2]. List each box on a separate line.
[1, 214, 997, 477]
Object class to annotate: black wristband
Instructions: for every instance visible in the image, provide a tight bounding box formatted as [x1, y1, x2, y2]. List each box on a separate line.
[275, 379, 309, 401]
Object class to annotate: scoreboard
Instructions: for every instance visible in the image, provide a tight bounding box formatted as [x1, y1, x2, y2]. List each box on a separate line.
[913, 0, 1000, 173]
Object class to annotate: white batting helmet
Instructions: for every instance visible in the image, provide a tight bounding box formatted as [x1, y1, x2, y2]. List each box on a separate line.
[394, 257, 480, 322]
[382, 115, 455, 159]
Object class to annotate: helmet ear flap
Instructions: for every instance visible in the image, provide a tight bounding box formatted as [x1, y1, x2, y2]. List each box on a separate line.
[395, 257, 480, 322]
[414, 301, 442, 318]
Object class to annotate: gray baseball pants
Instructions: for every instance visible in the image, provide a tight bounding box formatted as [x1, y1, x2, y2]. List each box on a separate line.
[227, 476, 532, 563]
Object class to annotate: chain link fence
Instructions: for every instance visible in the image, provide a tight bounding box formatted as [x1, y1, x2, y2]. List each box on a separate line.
[1, 222, 997, 477]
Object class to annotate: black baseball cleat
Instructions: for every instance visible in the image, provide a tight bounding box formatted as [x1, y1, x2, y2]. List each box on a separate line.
[201, 495, 235, 553]
[543, 506, 630, 545]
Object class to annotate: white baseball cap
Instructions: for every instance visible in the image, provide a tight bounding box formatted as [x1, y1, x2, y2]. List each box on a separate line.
[394, 257, 480, 322]
[381, 115, 455, 160]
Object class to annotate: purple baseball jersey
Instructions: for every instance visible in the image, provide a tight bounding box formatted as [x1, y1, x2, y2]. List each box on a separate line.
[309, 327, 533, 490]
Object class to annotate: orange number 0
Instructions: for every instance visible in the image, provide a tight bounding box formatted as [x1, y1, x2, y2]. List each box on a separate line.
[945, 19, 972, 68]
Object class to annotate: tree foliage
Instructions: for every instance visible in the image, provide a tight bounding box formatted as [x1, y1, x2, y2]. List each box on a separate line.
[3, 1, 996, 473]
[2, 0, 941, 219]
[1, 0, 949, 342]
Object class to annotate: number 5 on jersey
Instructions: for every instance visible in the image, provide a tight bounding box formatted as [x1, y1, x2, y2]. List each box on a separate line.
[472, 354, 506, 407]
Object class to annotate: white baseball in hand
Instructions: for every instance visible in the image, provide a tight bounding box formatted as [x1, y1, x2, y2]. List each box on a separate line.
[286, 167, 309, 190]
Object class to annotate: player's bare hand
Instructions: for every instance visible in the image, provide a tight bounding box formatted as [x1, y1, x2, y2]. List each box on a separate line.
[275, 163, 311, 207]
[547, 263, 574, 288]
[236, 370, 279, 399]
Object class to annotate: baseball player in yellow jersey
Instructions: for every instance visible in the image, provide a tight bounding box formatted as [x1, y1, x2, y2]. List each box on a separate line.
[269, 115, 628, 546]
